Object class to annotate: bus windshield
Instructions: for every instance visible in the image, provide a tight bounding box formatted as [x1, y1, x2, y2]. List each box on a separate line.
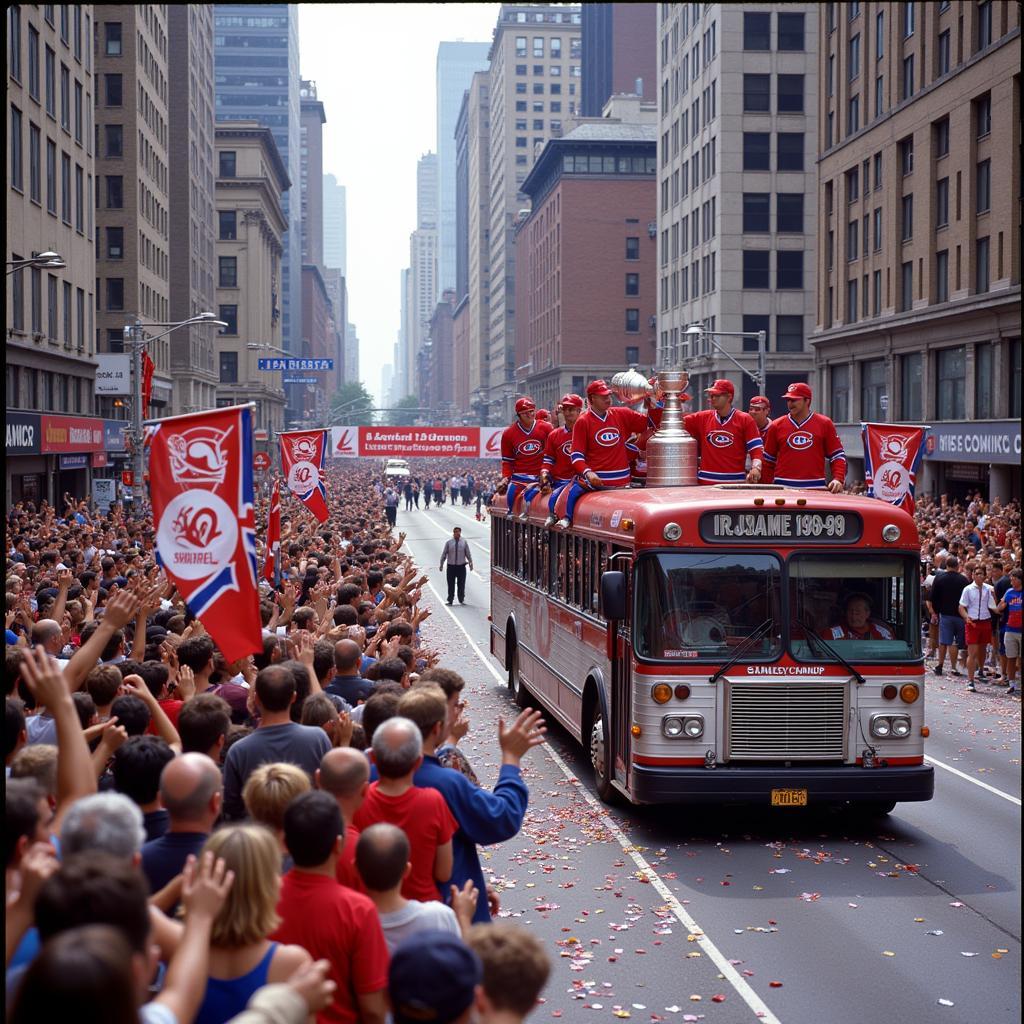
[634, 552, 783, 661]
[789, 554, 920, 662]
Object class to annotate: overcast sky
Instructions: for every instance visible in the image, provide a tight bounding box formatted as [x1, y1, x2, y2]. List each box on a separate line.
[298, 4, 501, 405]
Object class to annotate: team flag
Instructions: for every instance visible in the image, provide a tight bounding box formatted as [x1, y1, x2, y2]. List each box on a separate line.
[279, 429, 329, 523]
[264, 477, 281, 585]
[861, 423, 929, 515]
[142, 350, 156, 414]
[147, 405, 262, 661]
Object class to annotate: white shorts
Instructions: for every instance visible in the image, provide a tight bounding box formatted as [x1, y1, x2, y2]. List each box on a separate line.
[1004, 631, 1022, 659]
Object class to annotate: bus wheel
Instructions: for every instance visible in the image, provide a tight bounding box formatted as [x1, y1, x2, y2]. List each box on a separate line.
[507, 640, 530, 708]
[588, 705, 615, 803]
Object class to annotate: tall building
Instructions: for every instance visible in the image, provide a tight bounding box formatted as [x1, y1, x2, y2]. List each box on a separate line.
[214, 121, 288, 435]
[814, 1, 1020, 501]
[396, 267, 412, 400]
[323, 172, 347, 277]
[322, 266, 347, 394]
[409, 152, 439, 397]
[344, 322, 360, 384]
[485, 4, 582, 423]
[417, 151, 438, 228]
[299, 79, 325, 267]
[581, 3, 657, 116]
[168, 5, 218, 416]
[656, 4, 819, 408]
[6, 4, 102, 504]
[95, 5, 174, 418]
[381, 362, 393, 408]
[214, 5, 302, 420]
[436, 41, 491, 299]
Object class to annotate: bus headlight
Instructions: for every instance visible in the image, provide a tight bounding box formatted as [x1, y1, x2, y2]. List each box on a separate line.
[663, 522, 682, 541]
[663, 717, 684, 738]
[870, 715, 892, 738]
[890, 715, 911, 737]
[882, 523, 901, 542]
[662, 715, 704, 739]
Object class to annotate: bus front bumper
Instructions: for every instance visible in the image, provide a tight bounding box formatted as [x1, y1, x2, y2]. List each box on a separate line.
[629, 762, 934, 805]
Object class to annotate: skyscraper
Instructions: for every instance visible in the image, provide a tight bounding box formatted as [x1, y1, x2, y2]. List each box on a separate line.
[409, 153, 438, 395]
[416, 152, 438, 229]
[323, 172, 347, 277]
[581, 3, 657, 117]
[214, 5, 301, 420]
[299, 79, 326, 268]
[436, 40, 491, 300]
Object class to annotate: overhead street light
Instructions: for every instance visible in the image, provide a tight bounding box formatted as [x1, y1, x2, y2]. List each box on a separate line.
[6, 251, 66, 275]
[681, 321, 768, 390]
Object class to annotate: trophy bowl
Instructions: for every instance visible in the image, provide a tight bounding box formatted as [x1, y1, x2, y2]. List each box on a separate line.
[609, 369, 653, 405]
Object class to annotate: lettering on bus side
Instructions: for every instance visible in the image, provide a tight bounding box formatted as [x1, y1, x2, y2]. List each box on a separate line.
[699, 510, 862, 544]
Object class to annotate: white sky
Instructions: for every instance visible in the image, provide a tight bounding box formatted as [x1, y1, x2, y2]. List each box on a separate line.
[298, 3, 501, 405]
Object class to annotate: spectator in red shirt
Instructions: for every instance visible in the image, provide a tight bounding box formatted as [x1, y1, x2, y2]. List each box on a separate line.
[353, 717, 457, 902]
[273, 791, 390, 1024]
[317, 745, 371, 891]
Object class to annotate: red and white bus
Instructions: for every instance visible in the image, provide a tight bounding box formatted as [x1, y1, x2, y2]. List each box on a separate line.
[490, 484, 934, 810]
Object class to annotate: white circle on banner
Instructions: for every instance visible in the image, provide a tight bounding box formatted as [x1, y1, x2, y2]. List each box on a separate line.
[287, 460, 319, 493]
[157, 490, 238, 580]
[874, 461, 910, 503]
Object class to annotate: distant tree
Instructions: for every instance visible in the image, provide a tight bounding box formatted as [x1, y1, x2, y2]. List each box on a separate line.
[329, 381, 375, 425]
[387, 394, 422, 427]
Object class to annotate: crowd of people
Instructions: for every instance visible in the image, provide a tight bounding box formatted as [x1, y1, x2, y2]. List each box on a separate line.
[5, 461, 550, 1024]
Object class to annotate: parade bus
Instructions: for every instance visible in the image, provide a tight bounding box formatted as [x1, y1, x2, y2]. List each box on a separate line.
[490, 485, 935, 811]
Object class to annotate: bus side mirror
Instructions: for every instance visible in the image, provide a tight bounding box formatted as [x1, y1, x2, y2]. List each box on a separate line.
[601, 571, 627, 621]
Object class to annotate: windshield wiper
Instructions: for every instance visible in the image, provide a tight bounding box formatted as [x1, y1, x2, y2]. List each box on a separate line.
[798, 616, 866, 685]
[709, 618, 775, 685]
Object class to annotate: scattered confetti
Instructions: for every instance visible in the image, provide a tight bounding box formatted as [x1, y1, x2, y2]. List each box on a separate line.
[882, 951, 896, 957]
[710, 995, 726, 1003]
[961, 952, 979, 957]
[769, 982, 783, 988]
[937, 999, 955, 1007]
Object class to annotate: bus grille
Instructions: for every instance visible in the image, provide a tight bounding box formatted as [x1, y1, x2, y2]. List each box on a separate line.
[726, 682, 847, 760]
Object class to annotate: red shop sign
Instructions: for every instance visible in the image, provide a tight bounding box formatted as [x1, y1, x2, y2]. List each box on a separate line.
[121, 470, 135, 487]
[92, 452, 108, 468]
[253, 452, 272, 471]
[40, 415, 106, 453]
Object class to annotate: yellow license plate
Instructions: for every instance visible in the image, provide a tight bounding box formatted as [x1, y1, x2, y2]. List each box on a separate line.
[771, 788, 808, 807]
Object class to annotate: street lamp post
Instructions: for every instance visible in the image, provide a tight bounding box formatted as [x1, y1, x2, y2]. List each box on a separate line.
[683, 322, 768, 390]
[6, 251, 66, 275]
[126, 312, 227, 509]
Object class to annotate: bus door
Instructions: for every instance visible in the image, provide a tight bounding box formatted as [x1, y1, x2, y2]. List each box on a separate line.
[609, 549, 634, 787]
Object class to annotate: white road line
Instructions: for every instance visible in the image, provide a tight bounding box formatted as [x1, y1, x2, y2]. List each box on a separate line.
[403, 536, 783, 1024]
[924, 754, 1022, 806]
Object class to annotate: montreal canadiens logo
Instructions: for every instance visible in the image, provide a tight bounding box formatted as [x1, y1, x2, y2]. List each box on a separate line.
[878, 433, 910, 462]
[287, 460, 320, 493]
[518, 440, 542, 456]
[707, 431, 733, 448]
[787, 431, 814, 450]
[167, 427, 232, 485]
[595, 428, 620, 447]
[560, 440, 572, 457]
[289, 435, 319, 461]
[157, 491, 238, 580]
[874, 461, 911, 503]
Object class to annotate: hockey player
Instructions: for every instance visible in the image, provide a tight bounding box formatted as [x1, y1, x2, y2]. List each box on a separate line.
[762, 383, 846, 492]
[496, 397, 554, 517]
[682, 379, 763, 485]
[521, 393, 583, 527]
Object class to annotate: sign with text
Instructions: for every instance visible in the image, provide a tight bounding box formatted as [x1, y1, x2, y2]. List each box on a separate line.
[258, 358, 334, 372]
[922, 421, 1021, 464]
[253, 451, 271, 471]
[94, 354, 132, 395]
[330, 426, 503, 459]
[6, 412, 41, 455]
[40, 415, 106, 453]
[700, 510, 863, 544]
[92, 477, 117, 510]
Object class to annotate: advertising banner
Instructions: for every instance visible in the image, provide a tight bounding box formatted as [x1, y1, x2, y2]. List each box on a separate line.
[40, 415, 105, 453]
[94, 354, 132, 395]
[6, 412, 41, 455]
[330, 426, 503, 459]
[861, 423, 929, 516]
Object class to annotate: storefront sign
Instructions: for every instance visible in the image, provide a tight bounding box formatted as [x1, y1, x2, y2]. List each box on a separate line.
[104, 420, 129, 451]
[6, 411, 41, 455]
[923, 421, 1021, 464]
[259, 358, 334, 371]
[94, 354, 132, 395]
[40, 415, 105, 453]
[59, 454, 90, 470]
[330, 426, 502, 459]
[92, 452, 108, 468]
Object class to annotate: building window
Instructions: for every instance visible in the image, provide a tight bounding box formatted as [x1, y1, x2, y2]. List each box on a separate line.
[625, 273, 639, 296]
[976, 0, 992, 50]
[934, 117, 949, 158]
[873, 152, 882, 189]
[847, 95, 860, 135]
[63, 281, 71, 345]
[776, 74, 803, 113]
[875, 10, 885, 57]
[847, 219, 859, 260]
[937, 30, 950, 75]
[74, 163, 83, 232]
[935, 249, 949, 302]
[625, 309, 640, 333]
[219, 210, 237, 240]
[106, 226, 123, 259]
[625, 237, 640, 260]
[902, 2, 915, 37]
[776, 251, 803, 290]
[218, 305, 238, 335]
[872, 207, 882, 249]
[105, 123, 123, 157]
[776, 133, 803, 171]
[872, 268, 882, 315]
[742, 250, 770, 289]
[743, 74, 770, 112]
[219, 351, 238, 383]
[30, 268, 41, 334]
[848, 33, 860, 79]
[900, 353, 922, 419]
[861, 358, 886, 419]
[46, 138, 56, 212]
[975, 237, 989, 293]
[45, 46, 55, 116]
[10, 105, 23, 191]
[219, 256, 237, 288]
[743, 132, 770, 170]
[976, 159, 990, 213]
[742, 315, 769, 352]
[106, 174, 123, 208]
[898, 136, 913, 176]
[830, 364, 850, 422]
[847, 279, 859, 323]
[1010, 341, 1022, 419]
[27, 24, 38, 98]
[901, 55, 914, 100]
[104, 73, 122, 106]
[874, 75, 884, 118]
[901, 195, 913, 241]
[626, 345, 639, 364]
[742, 193, 770, 233]
[900, 261, 913, 311]
[28, 122, 40, 203]
[936, 347, 965, 419]
[219, 150, 236, 177]
[974, 92, 991, 138]
[776, 315, 803, 352]
[106, 278, 124, 311]
[743, 12, 770, 50]
[975, 343, 993, 418]
[776, 193, 802, 233]
[515, 35, 526, 56]
[47, 274, 58, 340]
[60, 152, 71, 222]
[105, 21, 122, 55]
[10, 259, 25, 332]
[777, 12, 804, 50]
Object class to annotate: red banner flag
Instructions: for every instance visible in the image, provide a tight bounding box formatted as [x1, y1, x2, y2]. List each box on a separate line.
[861, 422, 929, 515]
[279, 429, 329, 523]
[264, 477, 281, 585]
[148, 405, 262, 661]
[142, 350, 155, 414]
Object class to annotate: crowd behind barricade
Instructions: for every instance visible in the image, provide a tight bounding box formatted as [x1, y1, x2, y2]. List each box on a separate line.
[4, 460, 550, 1024]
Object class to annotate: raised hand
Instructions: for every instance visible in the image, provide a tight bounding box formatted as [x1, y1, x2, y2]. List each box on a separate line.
[102, 588, 142, 631]
[18, 646, 70, 708]
[284, 959, 337, 1015]
[181, 850, 235, 922]
[498, 707, 547, 763]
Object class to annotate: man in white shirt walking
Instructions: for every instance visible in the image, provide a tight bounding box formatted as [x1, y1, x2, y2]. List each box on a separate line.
[439, 527, 473, 606]
[959, 565, 999, 692]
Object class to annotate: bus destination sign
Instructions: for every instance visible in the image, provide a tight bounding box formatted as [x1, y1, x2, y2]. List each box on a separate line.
[699, 510, 862, 544]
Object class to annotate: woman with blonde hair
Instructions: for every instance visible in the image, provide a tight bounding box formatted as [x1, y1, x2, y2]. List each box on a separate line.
[242, 762, 311, 860]
[194, 824, 311, 1024]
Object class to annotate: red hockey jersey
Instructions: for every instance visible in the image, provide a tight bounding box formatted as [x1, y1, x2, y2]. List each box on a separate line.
[763, 412, 846, 488]
[683, 408, 764, 484]
[571, 406, 662, 485]
[541, 426, 575, 480]
[500, 420, 553, 478]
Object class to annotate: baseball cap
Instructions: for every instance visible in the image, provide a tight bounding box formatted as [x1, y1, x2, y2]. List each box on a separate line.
[749, 396, 771, 410]
[781, 382, 812, 401]
[704, 379, 734, 397]
[514, 397, 536, 413]
[559, 393, 584, 409]
[535, 409, 551, 421]
[586, 379, 612, 397]
[389, 931, 483, 1024]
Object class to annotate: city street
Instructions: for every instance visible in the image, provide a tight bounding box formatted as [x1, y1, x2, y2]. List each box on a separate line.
[398, 499, 1021, 1024]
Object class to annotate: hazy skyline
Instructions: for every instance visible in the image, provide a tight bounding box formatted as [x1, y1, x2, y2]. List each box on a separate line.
[298, 3, 501, 406]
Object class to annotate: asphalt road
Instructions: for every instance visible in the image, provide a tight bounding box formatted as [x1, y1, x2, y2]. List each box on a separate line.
[394, 498, 1021, 1024]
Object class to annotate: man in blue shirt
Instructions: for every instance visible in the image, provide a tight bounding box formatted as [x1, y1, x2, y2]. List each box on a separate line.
[397, 684, 545, 923]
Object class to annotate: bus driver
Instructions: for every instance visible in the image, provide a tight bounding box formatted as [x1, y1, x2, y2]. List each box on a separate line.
[821, 593, 895, 641]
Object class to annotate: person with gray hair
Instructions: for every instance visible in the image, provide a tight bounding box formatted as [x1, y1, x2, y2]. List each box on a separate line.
[60, 791, 146, 860]
[141, 752, 223, 894]
[354, 717, 457, 903]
